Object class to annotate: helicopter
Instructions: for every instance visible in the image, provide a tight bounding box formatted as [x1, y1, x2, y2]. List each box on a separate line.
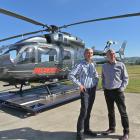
[0, 8, 140, 92]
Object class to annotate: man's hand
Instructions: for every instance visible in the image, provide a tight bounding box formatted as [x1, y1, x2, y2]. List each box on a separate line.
[79, 85, 86, 93]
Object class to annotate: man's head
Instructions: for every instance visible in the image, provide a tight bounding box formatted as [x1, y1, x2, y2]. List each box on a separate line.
[106, 48, 116, 63]
[84, 48, 93, 62]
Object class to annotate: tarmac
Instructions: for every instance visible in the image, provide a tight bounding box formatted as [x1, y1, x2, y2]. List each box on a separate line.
[0, 81, 140, 140]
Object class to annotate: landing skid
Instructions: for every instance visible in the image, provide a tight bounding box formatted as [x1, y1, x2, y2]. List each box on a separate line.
[0, 80, 80, 116]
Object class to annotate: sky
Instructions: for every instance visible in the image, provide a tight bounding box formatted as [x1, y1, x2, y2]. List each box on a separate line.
[0, 0, 140, 57]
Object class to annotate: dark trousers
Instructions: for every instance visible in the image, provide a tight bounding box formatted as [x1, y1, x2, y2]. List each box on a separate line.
[104, 89, 129, 134]
[77, 86, 96, 136]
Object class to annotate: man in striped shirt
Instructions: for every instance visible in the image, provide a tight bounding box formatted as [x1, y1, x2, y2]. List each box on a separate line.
[102, 49, 129, 140]
[69, 48, 98, 140]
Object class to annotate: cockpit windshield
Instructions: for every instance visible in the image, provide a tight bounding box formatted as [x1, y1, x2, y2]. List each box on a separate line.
[4, 48, 17, 62]
[15, 46, 35, 64]
[14, 45, 57, 64]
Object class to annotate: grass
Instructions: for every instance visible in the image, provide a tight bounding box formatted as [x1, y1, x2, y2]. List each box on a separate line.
[126, 65, 140, 93]
[96, 65, 140, 93]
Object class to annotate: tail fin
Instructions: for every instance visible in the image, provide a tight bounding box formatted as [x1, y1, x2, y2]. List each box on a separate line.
[118, 41, 127, 60]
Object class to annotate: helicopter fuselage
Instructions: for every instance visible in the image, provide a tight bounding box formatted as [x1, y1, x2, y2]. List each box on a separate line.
[0, 33, 85, 85]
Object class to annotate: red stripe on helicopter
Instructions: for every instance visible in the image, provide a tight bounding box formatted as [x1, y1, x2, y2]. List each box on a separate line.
[33, 67, 61, 74]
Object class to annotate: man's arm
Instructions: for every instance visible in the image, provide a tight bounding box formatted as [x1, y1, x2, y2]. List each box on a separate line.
[120, 63, 129, 91]
[68, 63, 82, 87]
[68, 63, 86, 93]
[94, 66, 99, 86]
[101, 66, 105, 90]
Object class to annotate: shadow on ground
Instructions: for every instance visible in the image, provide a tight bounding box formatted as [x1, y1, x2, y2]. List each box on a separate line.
[0, 127, 122, 140]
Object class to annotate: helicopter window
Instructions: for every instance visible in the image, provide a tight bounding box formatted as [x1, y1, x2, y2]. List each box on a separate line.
[10, 50, 17, 61]
[17, 47, 35, 64]
[64, 38, 67, 43]
[38, 48, 57, 62]
[45, 34, 52, 44]
[58, 34, 63, 40]
[63, 50, 71, 60]
[4, 49, 17, 62]
[58, 34, 62, 37]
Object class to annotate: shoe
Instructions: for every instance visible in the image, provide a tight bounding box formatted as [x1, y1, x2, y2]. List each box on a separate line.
[84, 129, 97, 137]
[102, 128, 115, 135]
[76, 134, 84, 140]
[120, 134, 129, 140]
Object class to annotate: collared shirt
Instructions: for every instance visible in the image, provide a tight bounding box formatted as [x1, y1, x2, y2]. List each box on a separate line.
[102, 61, 129, 90]
[68, 60, 99, 88]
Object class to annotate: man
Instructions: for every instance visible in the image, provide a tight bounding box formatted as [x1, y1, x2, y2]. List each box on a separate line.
[102, 49, 129, 140]
[69, 48, 98, 140]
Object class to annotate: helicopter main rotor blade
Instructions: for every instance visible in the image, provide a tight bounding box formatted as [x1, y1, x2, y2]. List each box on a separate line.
[0, 8, 49, 28]
[0, 29, 46, 42]
[60, 12, 140, 28]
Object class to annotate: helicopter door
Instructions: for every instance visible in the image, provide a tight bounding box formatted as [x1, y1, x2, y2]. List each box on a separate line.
[37, 47, 57, 63]
[62, 48, 74, 71]
[34, 46, 60, 78]
[13, 46, 36, 80]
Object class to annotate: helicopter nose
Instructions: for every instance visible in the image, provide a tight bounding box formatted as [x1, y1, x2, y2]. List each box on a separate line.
[0, 54, 14, 67]
[0, 54, 14, 79]
[0, 63, 9, 78]
[0, 67, 8, 74]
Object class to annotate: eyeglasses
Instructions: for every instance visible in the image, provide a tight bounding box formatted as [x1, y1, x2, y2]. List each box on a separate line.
[110, 53, 115, 55]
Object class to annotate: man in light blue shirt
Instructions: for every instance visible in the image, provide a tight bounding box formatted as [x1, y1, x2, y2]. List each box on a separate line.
[102, 49, 129, 140]
[69, 48, 98, 140]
